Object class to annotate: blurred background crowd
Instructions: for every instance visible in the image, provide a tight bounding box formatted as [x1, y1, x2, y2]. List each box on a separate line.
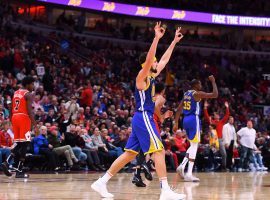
[0, 0, 269, 173]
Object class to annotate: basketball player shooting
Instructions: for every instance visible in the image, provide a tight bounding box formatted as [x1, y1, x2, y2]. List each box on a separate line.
[1, 76, 35, 178]
[173, 75, 218, 182]
[91, 22, 186, 200]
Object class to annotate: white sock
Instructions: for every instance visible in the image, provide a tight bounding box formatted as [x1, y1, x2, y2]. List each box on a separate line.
[160, 177, 170, 190]
[99, 171, 113, 184]
[187, 161, 194, 176]
[180, 157, 189, 170]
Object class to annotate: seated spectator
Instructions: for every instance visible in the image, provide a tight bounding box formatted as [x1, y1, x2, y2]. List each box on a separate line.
[250, 146, 268, 171]
[47, 126, 78, 170]
[173, 129, 188, 163]
[33, 126, 59, 171]
[101, 128, 123, 158]
[164, 136, 178, 170]
[91, 127, 115, 167]
[64, 124, 87, 163]
[44, 108, 57, 124]
[114, 128, 128, 150]
[80, 128, 105, 171]
[0, 121, 13, 168]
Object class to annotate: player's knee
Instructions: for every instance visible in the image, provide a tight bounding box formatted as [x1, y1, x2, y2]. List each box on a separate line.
[188, 142, 199, 159]
[125, 151, 137, 160]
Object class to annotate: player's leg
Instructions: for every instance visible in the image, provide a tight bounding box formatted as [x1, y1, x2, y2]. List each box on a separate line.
[91, 122, 139, 198]
[132, 151, 147, 187]
[183, 116, 200, 182]
[15, 141, 31, 178]
[177, 116, 192, 178]
[14, 116, 31, 178]
[141, 111, 185, 200]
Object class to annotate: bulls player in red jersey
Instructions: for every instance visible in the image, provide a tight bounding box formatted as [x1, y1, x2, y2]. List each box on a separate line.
[1, 76, 35, 178]
[153, 82, 173, 134]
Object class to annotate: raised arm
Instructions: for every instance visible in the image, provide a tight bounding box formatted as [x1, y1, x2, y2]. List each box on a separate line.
[154, 27, 184, 77]
[136, 22, 165, 90]
[194, 75, 218, 101]
[203, 101, 211, 123]
[221, 101, 230, 123]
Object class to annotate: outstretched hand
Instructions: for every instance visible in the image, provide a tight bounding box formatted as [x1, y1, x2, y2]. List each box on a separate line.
[154, 21, 166, 39]
[164, 110, 173, 119]
[208, 75, 215, 82]
[173, 27, 184, 43]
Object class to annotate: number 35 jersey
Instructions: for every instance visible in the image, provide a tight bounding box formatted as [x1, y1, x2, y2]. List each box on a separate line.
[12, 89, 29, 116]
[182, 90, 201, 116]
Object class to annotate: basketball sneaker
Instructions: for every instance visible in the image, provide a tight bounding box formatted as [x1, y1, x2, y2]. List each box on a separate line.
[91, 178, 114, 198]
[15, 172, 29, 178]
[132, 175, 146, 187]
[184, 174, 200, 182]
[176, 165, 185, 179]
[141, 163, 153, 181]
[1, 162, 13, 177]
[159, 188, 186, 200]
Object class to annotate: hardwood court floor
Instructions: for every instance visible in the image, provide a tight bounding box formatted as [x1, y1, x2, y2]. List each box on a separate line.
[0, 172, 270, 200]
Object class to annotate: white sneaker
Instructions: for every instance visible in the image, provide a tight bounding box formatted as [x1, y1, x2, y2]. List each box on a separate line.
[256, 166, 262, 171]
[238, 168, 243, 172]
[91, 178, 114, 198]
[184, 174, 200, 182]
[176, 165, 185, 179]
[159, 188, 186, 200]
[262, 166, 268, 171]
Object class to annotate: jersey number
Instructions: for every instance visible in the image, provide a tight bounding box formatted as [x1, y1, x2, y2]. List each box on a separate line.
[14, 100, 20, 111]
[183, 101, 191, 110]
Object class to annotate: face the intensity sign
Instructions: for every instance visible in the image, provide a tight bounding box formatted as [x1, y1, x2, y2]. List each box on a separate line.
[38, 0, 270, 27]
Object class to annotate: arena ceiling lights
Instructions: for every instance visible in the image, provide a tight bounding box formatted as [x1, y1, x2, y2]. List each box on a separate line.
[38, 0, 270, 27]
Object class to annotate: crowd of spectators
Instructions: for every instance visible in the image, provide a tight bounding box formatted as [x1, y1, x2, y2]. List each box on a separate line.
[0, 2, 270, 173]
[54, 12, 270, 52]
[114, 0, 270, 16]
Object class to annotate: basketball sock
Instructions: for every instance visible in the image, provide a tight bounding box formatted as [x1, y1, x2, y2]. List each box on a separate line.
[159, 177, 170, 190]
[180, 156, 189, 169]
[100, 171, 113, 184]
[135, 167, 142, 178]
[187, 161, 194, 176]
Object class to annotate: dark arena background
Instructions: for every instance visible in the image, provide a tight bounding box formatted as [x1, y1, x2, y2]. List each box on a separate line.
[0, 0, 270, 199]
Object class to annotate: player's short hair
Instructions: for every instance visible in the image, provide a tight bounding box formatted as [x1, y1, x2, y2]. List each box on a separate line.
[190, 79, 200, 88]
[139, 52, 148, 65]
[22, 76, 35, 87]
[155, 82, 165, 94]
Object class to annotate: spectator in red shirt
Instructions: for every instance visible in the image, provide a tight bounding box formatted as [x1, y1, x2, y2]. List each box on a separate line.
[79, 81, 93, 108]
[204, 101, 230, 170]
[173, 129, 189, 164]
[0, 121, 13, 166]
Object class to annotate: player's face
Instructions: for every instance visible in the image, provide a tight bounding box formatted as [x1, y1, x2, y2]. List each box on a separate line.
[197, 81, 202, 90]
[27, 82, 35, 92]
[150, 61, 158, 74]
